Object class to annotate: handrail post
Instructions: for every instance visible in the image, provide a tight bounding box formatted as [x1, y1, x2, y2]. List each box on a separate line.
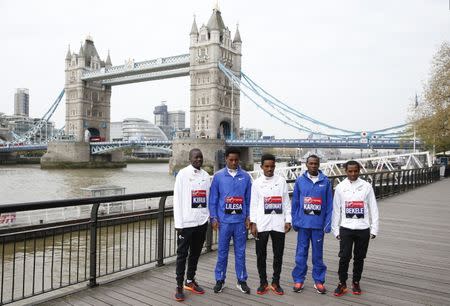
[388, 171, 395, 196]
[157, 196, 167, 267]
[89, 203, 100, 287]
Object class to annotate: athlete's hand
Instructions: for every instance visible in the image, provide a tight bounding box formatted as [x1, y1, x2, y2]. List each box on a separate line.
[284, 223, 291, 233]
[211, 220, 219, 231]
[336, 235, 341, 241]
[250, 223, 258, 238]
[371, 234, 376, 239]
[245, 217, 250, 230]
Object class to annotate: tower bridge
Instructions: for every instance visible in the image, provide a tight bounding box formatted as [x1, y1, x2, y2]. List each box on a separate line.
[40, 7, 246, 172]
[61, 8, 241, 145]
[0, 5, 418, 171]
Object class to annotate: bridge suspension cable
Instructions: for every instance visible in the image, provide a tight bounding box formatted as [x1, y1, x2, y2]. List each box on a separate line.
[218, 63, 410, 140]
[11, 89, 65, 145]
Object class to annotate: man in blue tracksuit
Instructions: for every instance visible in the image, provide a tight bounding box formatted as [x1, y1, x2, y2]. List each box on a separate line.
[292, 154, 333, 294]
[209, 147, 252, 294]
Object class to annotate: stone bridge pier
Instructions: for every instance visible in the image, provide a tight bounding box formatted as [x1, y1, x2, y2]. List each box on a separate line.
[169, 138, 253, 175]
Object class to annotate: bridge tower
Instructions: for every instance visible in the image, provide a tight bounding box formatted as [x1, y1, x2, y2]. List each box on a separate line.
[189, 7, 242, 140]
[64, 37, 112, 142]
[170, 7, 252, 174]
[41, 38, 124, 169]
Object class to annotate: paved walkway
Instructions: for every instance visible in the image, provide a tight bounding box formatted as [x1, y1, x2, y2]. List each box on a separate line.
[40, 179, 450, 306]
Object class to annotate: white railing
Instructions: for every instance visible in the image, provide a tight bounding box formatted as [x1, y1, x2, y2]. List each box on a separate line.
[248, 151, 431, 190]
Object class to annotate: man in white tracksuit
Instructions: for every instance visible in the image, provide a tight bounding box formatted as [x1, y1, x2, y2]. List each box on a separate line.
[250, 153, 291, 295]
[173, 148, 210, 302]
[331, 160, 379, 297]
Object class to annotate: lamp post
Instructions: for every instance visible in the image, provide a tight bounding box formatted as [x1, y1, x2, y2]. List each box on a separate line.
[231, 82, 234, 140]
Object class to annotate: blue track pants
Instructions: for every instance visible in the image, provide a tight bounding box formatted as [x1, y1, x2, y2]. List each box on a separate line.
[215, 222, 248, 282]
[292, 228, 327, 283]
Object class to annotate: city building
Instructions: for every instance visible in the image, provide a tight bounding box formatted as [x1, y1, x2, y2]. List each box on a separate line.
[0, 113, 55, 143]
[14, 88, 29, 117]
[153, 102, 168, 127]
[119, 118, 169, 158]
[240, 128, 263, 140]
[122, 118, 168, 141]
[168, 111, 185, 131]
[153, 102, 185, 139]
[110, 122, 123, 141]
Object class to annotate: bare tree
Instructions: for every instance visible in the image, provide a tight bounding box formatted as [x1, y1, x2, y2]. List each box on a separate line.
[410, 42, 450, 153]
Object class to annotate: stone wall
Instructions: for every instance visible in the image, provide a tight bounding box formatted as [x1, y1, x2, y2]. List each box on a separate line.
[40, 141, 125, 169]
[169, 138, 253, 175]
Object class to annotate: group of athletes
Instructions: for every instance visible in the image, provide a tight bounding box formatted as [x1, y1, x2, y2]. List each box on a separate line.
[173, 147, 379, 302]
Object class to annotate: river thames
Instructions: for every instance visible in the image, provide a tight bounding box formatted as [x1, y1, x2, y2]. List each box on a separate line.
[0, 163, 176, 204]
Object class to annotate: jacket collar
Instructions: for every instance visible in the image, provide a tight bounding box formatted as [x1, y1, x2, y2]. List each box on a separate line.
[302, 169, 326, 182]
[343, 177, 363, 186]
[225, 166, 242, 177]
[188, 164, 202, 174]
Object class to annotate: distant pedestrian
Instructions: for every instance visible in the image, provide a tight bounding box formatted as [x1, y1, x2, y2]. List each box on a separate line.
[250, 154, 291, 295]
[292, 155, 333, 294]
[331, 160, 379, 296]
[209, 147, 252, 294]
[173, 149, 210, 301]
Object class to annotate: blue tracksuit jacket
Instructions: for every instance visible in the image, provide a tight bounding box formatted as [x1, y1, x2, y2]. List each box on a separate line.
[209, 167, 251, 224]
[291, 170, 333, 232]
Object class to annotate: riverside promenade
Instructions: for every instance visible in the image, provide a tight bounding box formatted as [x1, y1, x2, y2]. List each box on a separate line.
[40, 179, 450, 306]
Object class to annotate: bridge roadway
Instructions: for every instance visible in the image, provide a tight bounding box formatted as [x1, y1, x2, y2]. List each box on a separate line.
[37, 178, 450, 306]
[0, 138, 420, 154]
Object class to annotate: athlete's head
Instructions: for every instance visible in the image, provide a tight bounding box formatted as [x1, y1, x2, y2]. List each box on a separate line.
[306, 155, 320, 176]
[344, 160, 361, 181]
[189, 148, 203, 170]
[225, 147, 240, 170]
[260, 153, 276, 177]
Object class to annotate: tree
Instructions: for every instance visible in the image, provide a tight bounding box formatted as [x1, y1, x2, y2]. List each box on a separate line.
[410, 42, 450, 153]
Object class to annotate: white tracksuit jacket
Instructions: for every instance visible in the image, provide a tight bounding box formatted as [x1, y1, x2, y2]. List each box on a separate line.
[331, 177, 379, 237]
[250, 174, 292, 233]
[173, 165, 210, 229]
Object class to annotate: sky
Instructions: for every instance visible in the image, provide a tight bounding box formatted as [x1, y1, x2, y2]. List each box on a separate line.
[0, 0, 449, 139]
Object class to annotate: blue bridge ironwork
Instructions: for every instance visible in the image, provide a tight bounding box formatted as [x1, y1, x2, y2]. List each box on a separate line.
[0, 138, 421, 154]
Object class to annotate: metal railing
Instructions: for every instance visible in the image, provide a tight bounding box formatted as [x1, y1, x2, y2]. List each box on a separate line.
[0, 166, 440, 304]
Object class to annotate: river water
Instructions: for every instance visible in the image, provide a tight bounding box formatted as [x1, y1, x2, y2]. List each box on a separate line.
[0, 163, 178, 302]
[0, 163, 176, 205]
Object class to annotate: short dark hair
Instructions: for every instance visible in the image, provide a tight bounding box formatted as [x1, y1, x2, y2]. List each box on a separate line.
[225, 147, 241, 157]
[261, 153, 276, 165]
[306, 154, 320, 163]
[344, 160, 361, 170]
[189, 148, 202, 159]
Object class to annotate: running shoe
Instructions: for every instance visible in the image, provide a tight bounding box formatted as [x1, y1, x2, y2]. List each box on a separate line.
[352, 281, 362, 295]
[174, 286, 185, 302]
[271, 282, 284, 295]
[314, 282, 326, 294]
[334, 282, 348, 297]
[236, 280, 251, 294]
[256, 283, 269, 295]
[184, 279, 205, 294]
[213, 280, 225, 293]
[293, 282, 304, 293]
